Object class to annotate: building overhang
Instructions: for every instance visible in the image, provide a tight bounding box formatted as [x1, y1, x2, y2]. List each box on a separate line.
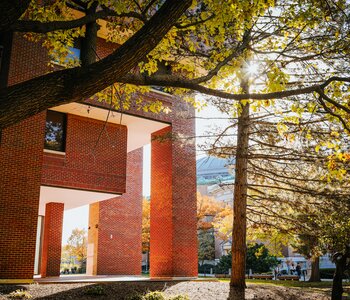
[39, 186, 118, 215]
[51, 102, 169, 152]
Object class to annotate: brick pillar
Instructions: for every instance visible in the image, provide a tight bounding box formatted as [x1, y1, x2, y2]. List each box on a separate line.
[87, 148, 143, 275]
[87, 202, 99, 276]
[150, 108, 197, 278]
[41, 202, 64, 277]
[150, 127, 173, 277]
[0, 113, 45, 280]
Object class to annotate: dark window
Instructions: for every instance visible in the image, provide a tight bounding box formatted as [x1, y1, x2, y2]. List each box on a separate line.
[44, 110, 66, 152]
[151, 61, 172, 93]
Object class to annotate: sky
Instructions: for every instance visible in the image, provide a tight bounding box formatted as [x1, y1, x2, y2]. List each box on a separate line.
[61, 104, 228, 245]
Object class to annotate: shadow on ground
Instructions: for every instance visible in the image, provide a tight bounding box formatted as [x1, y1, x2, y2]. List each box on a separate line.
[0, 281, 342, 299]
[0, 282, 180, 300]
[0, 285, 28, 295]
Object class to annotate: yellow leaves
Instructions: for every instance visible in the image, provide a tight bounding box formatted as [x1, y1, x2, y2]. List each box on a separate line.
[142, 100, 165, 114]
[290, 103, 304, 117]
[277, 122, 289, 136]
[197, 192, 231, 233]
[326, 167, 346, 182]
[213, 213, 233, 242]
[142, 198, 150, 252]
[287, 133, 295, 143]
[263, 100, 271, 107]
[251, 104, 259, 113]
[284, 116, 300, 125]
[315, 139, 340, 154]
[25, 0, 84, 65]
[307, 102, 317, 113]
[305, 130, 313, 140]
[344, 153, 350, 161]
[190, 0, 199, 10]
[96, 83, 168, 114]
[265, 64, 290, 93]
[184, 95, 206, 111]
[330, 131, 340, 138]
[315, 144, 321, 153]
[250, 99, 275, 113]
[138, 59, 159, 76]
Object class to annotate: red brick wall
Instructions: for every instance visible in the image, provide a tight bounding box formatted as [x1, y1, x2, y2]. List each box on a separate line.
[96, 38, 119, 58]
[171, 103, 198, 277]
[40, 202, 64, 277]
[0, 113, 46, 279]
[97, 147, 143, 274]
[42, 114, 128, 193]
[150, 102, 198, 278]
[8, 33, 50, 86]
[88, 148, 143, 275]
[150, 127, 174, 277]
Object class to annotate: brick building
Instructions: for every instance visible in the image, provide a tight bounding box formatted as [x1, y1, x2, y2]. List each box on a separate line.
[0, 32, 198, 281]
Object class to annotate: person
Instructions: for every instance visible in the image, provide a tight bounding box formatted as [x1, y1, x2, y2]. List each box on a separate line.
[296, 263, 302, 278]
[291, 263, 295, 275]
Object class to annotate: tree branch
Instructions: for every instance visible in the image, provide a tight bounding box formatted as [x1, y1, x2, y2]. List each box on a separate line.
[120, 74, 350, 101]
[0, 0, 192, 129]
[11, 9, 145, 33]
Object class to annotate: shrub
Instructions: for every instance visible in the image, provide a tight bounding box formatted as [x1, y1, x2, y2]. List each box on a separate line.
[319, 268, 348, 280]
[142, 291, 165, 300]
[8, 289, 32, 299]
[125, 292, 143, 300]
[319, 268, 335, 279]
[246, 243, 279, 273]
[215, 254, 231, 274]
[169, 295, 190, 300]
[84, 285, 105, 296]
[215, 244, 279, 274]
[198, 263, 215, 274]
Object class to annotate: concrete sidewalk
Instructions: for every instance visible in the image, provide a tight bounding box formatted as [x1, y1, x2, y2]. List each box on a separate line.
[34, 274, 208, 284]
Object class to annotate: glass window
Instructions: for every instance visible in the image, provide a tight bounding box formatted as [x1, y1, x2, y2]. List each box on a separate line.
[44, 110, 66, 152]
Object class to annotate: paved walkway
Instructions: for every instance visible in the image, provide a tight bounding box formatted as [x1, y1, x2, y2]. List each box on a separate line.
[34, 274, 204, 284]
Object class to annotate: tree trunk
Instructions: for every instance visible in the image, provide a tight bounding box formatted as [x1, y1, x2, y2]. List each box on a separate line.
[0, 30, 13, 88]
[332, 255, 346, 300]
[308, 256, 321, 282]
[230, 80, 250, 300]
[0, 0, 31, 33]
[331, 247, 350, 300]
[80, 3, 98, 66]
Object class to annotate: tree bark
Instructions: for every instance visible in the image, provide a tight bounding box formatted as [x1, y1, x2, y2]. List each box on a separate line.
[332, 254, 346, 300]
[331, 246, 350, 300]
[0, 0, 30, 33]
[80, 3, 98, 67]
[308, 256, 321, 282]
[0, 0, 192, 130]
[230, 80, 250, 300]
[0, 30, 13, 88]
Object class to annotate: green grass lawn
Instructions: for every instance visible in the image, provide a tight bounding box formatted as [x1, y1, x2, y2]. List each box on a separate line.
[218, 278, 350, 297]
[217, 278, 350, 289]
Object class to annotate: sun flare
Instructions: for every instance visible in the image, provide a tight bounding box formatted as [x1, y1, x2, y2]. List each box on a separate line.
[246, 62, 259, 75]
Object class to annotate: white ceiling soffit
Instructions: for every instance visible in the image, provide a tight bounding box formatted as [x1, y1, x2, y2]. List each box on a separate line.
[52, 103, 169, 152]
[39, 186, 118, 215]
